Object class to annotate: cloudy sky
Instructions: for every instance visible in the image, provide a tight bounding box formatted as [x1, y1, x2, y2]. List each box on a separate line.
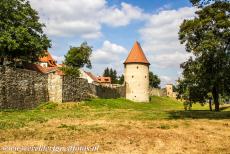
[29, 0, 196, 87]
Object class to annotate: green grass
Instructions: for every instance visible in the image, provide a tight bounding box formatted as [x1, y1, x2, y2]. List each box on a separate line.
[0, 96, 229, 129]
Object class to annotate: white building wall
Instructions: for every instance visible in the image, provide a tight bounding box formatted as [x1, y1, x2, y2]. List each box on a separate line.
[124, 63, 149, 102]
[79, 69, 94, 83]
[39, 62, 48, 67]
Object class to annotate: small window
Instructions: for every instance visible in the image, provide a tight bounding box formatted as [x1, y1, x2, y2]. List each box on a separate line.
[134, 96, 136, 98]
[137, 66, 139, 69]
[132, 75, 134, 78]
[145, 76, 147, 78]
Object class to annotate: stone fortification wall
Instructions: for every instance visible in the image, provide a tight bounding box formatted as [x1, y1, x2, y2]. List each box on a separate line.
[0, 66, 48, 109]
[0, 66, 125, 109]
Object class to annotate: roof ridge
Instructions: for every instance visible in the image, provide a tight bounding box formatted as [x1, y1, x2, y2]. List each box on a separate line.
[124, 41, 150, 65]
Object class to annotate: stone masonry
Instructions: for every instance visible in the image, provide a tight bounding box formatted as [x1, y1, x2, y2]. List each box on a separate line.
[0, 66, 125, 109]
[0, 66, 48, 109]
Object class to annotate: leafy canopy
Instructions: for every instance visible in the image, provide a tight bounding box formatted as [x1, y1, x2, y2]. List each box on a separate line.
[64, 42, 92, 69]
[61, 42, 92, 76]
[178, 1, 230, 111]
[0, 0, 51, 64]
[149, 71, 161, 88]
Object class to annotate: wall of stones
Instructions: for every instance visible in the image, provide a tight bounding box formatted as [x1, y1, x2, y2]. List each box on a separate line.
[0, 67, 126, 109]
[89, 84, 125, 99]
[0, 66, 48, 109]
[62, 76, 92, 102]
[149, 88, 166, 97]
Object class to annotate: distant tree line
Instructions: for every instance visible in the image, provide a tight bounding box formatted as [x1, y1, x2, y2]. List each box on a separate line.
[103, 67, 124, 84]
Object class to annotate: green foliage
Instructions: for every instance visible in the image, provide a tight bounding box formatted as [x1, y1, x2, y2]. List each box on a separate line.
[149, 71, 161, 88]
[0, 96, 229, 130]
[64, 42, 92, 69]
[178, 1, 230, 111]
[60, 66, 80, 76]
[118, 74, 124, 85]
[36, 102, 58, 110]
[62, 42, 92, 76]
[102, 67, 119, 84]
[0, 0, 51, 65]
[103, 67, 110, 77]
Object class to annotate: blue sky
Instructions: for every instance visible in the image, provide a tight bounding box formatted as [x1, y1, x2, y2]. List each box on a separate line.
[29, 0, 196, 87]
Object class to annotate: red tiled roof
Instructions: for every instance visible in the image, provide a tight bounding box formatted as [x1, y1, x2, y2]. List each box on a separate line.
[124, 41, 150, 65]
[85, 71, 98, 82]
[24, 63, 58, 74]
[56, 69, 64, 76]
[97, 76, 111, 83]
[39, 51, 57, 67]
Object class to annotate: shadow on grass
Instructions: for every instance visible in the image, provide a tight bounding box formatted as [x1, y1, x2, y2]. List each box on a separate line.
[167, 110, 230, 120]
[220, 105, 230, 111]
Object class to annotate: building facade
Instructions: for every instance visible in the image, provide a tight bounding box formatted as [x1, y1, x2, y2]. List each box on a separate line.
[124, 41, 150, 102]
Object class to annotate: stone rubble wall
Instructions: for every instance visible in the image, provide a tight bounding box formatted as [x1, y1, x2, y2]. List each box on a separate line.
[0, 66, 125, 109]
[89, 83, 125, 99]
[62, 76, 92, 102]
[149, 88, 166, 97]
[0, 66, 48, 109]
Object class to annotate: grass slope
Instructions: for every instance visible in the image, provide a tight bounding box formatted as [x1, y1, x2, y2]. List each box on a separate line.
[0, 96, 230, 153]
[0, 96, 229, 130]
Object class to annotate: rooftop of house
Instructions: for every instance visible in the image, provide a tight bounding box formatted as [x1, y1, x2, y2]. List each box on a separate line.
[39, 51, 57, 67]
[24, 51, 65, 75]
[84, 71, 99, 82]
[24, 63, 58, 74]
[124, 41, 150, 65]
[97, 76, 111, 83]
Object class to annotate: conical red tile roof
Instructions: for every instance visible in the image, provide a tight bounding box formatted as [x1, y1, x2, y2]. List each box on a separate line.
[124, 41, 150, 65]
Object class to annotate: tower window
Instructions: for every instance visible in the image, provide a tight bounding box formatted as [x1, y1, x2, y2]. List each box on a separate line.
[145, 76, 147, 78]
[137, 66, 139, 69]
[132, 75, 134, 78]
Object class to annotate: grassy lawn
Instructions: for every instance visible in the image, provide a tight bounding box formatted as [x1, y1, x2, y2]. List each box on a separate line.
[0, 96, 230, 153]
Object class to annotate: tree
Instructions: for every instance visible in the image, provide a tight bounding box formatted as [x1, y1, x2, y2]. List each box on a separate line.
[149, 71, 161, 88]
[102, 67, 118, 84]
[62, 42, 92, 76]
[118, 74, 124, 85]
[103, 67, 110, 77]
[0, 0, 51, 66]
[178, 1, 230, 111]
[64, 42, 92, 68]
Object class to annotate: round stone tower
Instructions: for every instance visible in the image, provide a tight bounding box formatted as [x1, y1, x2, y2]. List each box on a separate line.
[124, 41, 150, 102]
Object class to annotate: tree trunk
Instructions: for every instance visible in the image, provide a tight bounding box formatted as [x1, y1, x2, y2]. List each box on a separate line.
[212, 86, 219, 111]
[209, 97, 212, 111]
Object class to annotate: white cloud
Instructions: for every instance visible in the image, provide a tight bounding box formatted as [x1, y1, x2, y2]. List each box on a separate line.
[101, 2, 145, 27]
[29, 0, 144, 38]
[151, 52, 191, 68]
[92, 40, 127, 63]
[140, 7, 196, 53]
[156, 4, 172, 12]
[160, 75, 177, 87]
[140, 7, 196, 85]
[91, 40, 127, 74]
[52, 55, 64, 63]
